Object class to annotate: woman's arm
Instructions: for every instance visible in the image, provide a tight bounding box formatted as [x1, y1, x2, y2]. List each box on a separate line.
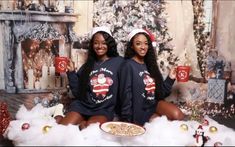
[160, 67, 176, 99]
[118, 62, 133, 122]
[67, 71, 80, 98]
[66, 59, 83, 98]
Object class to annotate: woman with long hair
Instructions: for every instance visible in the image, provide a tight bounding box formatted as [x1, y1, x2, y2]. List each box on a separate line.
[58, 26, 124, 129]
[119, 29, 184, 126]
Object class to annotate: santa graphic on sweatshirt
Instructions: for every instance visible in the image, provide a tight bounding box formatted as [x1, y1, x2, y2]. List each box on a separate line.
[143, 74, 156, 95]
[90, 73, 113, 97]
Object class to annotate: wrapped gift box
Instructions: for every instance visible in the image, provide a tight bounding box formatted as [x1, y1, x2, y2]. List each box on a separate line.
[207, 79, 227, 104]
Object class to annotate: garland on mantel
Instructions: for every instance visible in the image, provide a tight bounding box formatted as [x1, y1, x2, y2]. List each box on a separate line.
[18, 23, 66, 42]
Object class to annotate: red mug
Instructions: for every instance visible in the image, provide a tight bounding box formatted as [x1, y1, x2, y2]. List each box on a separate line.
[55, 57, 68, 73]
[176, 66, 190, 82]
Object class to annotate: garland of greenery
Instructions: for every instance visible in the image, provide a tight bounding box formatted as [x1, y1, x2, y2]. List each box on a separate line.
[192, 0, 210, 78]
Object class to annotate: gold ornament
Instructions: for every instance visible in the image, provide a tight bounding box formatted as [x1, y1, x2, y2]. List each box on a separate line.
[209, 126, 218, 133]
[42, 125, 52, 134]
[180, 124, 188, 131]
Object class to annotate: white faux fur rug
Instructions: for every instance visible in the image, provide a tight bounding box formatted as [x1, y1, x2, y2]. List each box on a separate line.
[4, 104, 235, 146]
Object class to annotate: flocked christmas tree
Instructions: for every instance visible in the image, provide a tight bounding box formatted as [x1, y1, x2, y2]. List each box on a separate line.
[93, 0, 179, 76]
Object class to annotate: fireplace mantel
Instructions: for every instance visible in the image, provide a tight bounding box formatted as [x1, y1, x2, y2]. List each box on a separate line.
[0, 10, 79, 23]
[0, 10, 79, 93]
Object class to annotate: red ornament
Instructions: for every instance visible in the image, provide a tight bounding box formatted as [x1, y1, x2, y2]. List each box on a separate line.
[21, 123, 30, 130]
[202, 119, 209, 126]
[0, 101, 11, 135]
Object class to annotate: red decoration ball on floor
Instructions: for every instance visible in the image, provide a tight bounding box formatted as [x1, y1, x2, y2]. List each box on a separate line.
[21, 123, 30, 130]
[202, 119, 209, 126]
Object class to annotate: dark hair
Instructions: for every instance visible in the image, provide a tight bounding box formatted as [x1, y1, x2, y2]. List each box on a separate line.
[78, 31, 119, 100]
[125, 32, 164, 99]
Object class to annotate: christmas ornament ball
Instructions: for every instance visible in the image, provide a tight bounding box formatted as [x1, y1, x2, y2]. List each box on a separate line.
[180, 124, 188, 131]
[214, 141, 223, 147]
[209, 126, 218, 133]
[202, 119, 209, 126]
[42, 125, 52, 134]
[21, 123, 30, 130]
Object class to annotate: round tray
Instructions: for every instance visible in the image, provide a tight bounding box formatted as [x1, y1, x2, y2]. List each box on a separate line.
[100, 121, 145, 137]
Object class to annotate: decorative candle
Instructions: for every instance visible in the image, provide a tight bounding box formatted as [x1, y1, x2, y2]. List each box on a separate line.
[49, 65, 56, 88]
[40, 77, 48, 89]
[42, 65, 48, 77]
[49, 65, 55, 76]
[35, 80, 41, 90]
[27, 69, 34, 89]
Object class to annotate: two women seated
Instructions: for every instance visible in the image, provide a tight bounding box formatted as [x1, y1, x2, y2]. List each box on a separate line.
[56, 26, 184, 129]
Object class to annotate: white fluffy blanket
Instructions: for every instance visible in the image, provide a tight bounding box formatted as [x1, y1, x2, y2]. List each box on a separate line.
[4, 104, 235, 146]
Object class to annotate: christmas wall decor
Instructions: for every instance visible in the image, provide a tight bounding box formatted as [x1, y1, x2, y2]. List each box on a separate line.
[93, 0, 178, 76]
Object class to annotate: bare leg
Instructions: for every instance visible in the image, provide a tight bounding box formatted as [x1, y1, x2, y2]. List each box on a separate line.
[58, 111, 85, 125]
[86, 115, 108, 128]
[155, 100, 184, 120]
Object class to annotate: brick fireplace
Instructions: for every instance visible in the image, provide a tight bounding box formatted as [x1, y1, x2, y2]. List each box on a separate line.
[0, 10, 79, 93]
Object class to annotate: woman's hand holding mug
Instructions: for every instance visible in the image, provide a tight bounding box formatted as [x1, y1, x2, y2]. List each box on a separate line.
[67, 58, 75, 72]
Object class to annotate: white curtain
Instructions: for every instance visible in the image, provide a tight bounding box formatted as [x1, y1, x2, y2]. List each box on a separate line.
[165, 0, 202, 78]
[215, 1, 235, 83]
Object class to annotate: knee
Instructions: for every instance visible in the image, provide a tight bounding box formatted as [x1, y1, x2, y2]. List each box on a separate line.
[172, 109, 185, 120]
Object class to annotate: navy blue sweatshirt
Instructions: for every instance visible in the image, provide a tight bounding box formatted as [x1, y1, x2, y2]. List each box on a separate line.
[119, 59, 175, 125]
[67, 56, 124, 120]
